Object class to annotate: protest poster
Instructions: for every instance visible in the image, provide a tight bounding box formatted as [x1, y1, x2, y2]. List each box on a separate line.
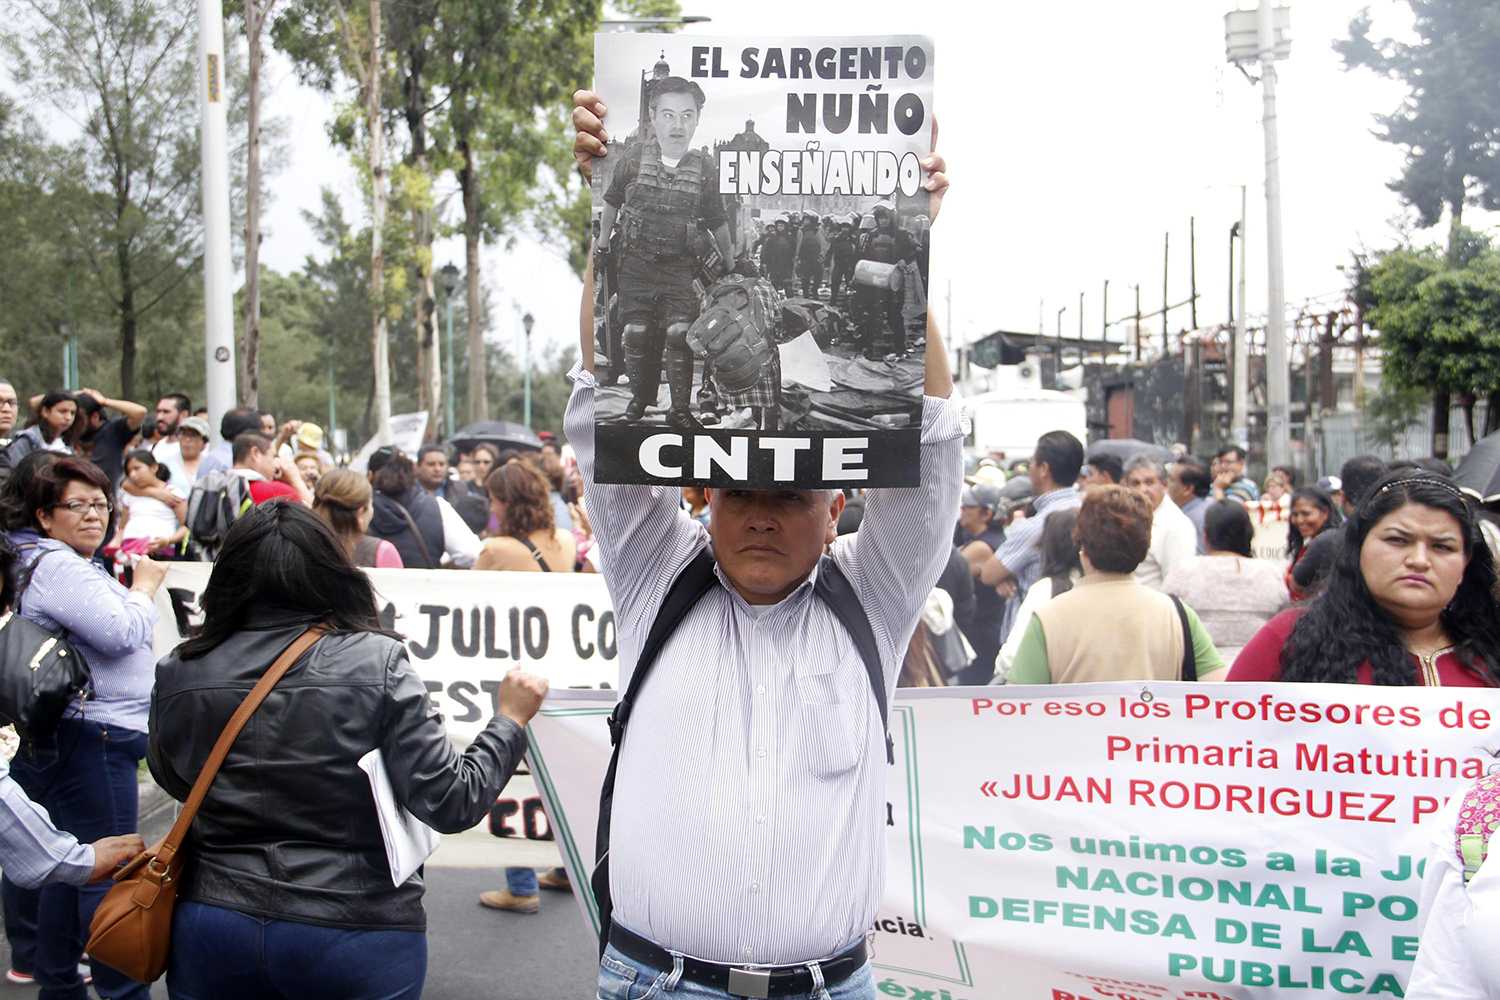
[589, 33, 935, 488]
[154, 564, 618, 743]
[530, 682, 1500, 999]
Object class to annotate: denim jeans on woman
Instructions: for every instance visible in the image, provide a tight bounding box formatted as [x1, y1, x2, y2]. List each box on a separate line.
[166, 901, 426, 1000]
[8, 719, 149, 1000]
[598, 943, 876, 1000]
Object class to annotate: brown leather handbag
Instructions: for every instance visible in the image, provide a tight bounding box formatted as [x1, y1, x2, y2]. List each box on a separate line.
[86, 627, 326, 983]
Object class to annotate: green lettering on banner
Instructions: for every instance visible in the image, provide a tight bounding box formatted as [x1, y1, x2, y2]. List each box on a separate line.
[1391, 935, 1418, 962]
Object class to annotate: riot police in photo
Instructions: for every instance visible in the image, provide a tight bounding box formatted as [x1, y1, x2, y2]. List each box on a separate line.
[852, 200, 921, 360]
[597, 76, 735, 429]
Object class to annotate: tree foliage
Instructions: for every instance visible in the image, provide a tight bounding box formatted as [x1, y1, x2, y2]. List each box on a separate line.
[1363, 227, 1500, 414]
[1336, 0, 1500, 234]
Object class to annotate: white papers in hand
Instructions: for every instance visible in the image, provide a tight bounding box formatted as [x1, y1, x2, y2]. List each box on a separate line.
[357, 748, 441, 886]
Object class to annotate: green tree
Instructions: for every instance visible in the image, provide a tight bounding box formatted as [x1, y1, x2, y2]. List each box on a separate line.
[1362, 227, 1500, 447]
[1337, 0, 1500, 454]
[2, 0, 207, 399]
[1337, 1, 1500, 235]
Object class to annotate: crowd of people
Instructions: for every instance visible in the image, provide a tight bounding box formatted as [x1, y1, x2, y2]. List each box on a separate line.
[0, 91, 1487, 1000]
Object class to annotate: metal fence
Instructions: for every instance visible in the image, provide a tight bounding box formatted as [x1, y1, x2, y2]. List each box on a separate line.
[1317, 401, 1488, 477]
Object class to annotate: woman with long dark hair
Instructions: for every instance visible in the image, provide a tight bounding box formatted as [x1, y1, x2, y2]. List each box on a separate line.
[1162, 500, 1290, 665]
[992, 509, 1081, 682]
[2, 391, 78, 470]
[148, 500, 547, 999]
[1285, 485, 1338, 600]
[1229, 471, 1500, 685]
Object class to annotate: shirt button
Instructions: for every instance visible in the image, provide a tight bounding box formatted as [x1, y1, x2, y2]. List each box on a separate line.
[756, 814, 766, 824]
[744, 947, 753, 959]
[755, 684, 766, 695]
[751, 882, 760, 893]
[756, 748, 767, 758]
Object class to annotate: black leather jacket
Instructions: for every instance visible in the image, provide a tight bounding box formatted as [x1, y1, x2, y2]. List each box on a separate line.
[147, 613, 526, 931]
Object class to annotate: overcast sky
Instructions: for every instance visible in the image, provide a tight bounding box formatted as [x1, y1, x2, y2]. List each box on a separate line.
[252, 0, 1488, 364]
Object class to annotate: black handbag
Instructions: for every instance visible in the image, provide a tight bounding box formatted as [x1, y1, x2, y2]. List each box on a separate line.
[0, 552, 92, 739]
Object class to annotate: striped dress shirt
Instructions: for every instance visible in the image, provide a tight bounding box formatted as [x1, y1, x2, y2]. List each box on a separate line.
[0, 754, 93, 888]
[564, 362, 964, 965]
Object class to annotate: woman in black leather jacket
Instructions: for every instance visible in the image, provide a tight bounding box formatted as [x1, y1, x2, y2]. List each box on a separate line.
[147, 500, 548, 1000]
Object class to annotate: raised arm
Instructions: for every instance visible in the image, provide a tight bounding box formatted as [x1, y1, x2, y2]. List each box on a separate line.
[380, 651, 544, 834]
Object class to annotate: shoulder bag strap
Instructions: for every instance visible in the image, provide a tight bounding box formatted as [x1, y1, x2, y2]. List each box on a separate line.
[150, 627, 326, 872]
[390, 501, 437, 570]
[1170, 595, 1198, 682]
[813, 556, 894, 765]
[593, 546, 717, 955]
[518, 536, 551, 572]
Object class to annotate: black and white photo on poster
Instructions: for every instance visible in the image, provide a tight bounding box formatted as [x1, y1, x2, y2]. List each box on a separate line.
[590, 34, 934, 488]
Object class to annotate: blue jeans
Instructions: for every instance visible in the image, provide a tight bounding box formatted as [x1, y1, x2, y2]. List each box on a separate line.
[2, 874, 39, 974]
[10, 719, 149, 1000]
[505, 867, 538, 895]
[597, 943, 876, 1000]
[166, 901, 426, 1000]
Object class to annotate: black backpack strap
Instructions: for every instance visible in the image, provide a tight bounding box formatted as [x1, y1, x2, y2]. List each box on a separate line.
[518, 535, 551, 572]
[592, 546, 717, 954]
[814, 556, 894, 765]
[1169, 594, 1198, 681]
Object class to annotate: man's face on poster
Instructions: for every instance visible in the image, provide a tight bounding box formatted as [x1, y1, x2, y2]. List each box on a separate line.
[651, 91, 700, 159]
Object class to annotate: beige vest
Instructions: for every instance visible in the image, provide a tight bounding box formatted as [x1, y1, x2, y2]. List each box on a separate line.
[1032, 571, 1187, 684]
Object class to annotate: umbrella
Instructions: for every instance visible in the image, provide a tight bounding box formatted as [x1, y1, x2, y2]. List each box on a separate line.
[447, 420, 543, 455]
[1087, 438, 1173, 464]
[1454, 431, 1500, 500]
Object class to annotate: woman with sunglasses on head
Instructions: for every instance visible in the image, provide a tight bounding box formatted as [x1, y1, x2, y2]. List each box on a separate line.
[8, 456, 165, 999]
[1228, 471, 1500, 686]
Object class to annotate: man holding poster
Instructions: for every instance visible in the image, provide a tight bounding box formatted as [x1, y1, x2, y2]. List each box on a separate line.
[570, 32, 951, 1000]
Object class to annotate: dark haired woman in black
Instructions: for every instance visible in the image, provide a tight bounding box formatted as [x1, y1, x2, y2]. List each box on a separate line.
[148, 500, 549, 999]
[1285, 485, 1338, 600]
[1230, 472, 1500, 686]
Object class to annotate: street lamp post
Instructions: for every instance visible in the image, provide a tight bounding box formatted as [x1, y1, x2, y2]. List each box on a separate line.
[522, 312, 535, 429]
[440, 263, 460, 438]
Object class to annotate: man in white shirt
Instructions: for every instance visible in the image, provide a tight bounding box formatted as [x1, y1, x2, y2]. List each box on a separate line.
[1124, 454, 1198, 590]
[571, 91, 955, 1000]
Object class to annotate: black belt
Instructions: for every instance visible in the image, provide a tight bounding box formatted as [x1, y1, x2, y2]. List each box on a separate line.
[608, 924, 867, 999]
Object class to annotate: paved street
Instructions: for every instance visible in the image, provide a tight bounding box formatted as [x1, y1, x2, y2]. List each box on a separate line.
[0, 781, 599, 999]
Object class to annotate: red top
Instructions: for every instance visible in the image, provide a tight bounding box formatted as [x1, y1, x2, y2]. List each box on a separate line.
[1228, 608, 1495, 686]
[248, 480, 300, 506]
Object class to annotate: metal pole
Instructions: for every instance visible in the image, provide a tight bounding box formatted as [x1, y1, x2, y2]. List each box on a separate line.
[1233, 185, 1249, 448]
[197, 0, 236, 445]
[1055, 306, 1065, 378]
[444, 290, 456, 438]
[1189, 216, 1198, 330]
[1102, 279, 1109, 346]
[1133, 283, 1141, 362]
[1078, 292, 1084, 342]
[1161, 232, 1170, 355]
[523, 328, 532, 429]
[1259, 0, 1290, 467]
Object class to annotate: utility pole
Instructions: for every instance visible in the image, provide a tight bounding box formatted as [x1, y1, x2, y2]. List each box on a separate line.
[197, 0, 236, 443]
[1189, 217, 1198, 330]
[1056, 305, 1066, 379]
[1078, 292, 1084, 342]
[1102, 279, 1109, 346]
[1258, 0, 1291, 467]
[1233, 186, 1249, 448]
[1161, 232, 1170, 355]
[1132, 283, 1142, 362]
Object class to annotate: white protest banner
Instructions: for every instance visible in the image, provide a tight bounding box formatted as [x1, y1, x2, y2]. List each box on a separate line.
[153, 564, 618, 743]
[528, 682, 1500, 999]
[590, 33, 934, 489]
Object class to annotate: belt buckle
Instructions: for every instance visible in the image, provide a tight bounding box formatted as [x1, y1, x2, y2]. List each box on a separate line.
[727, 967, 773, 999]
